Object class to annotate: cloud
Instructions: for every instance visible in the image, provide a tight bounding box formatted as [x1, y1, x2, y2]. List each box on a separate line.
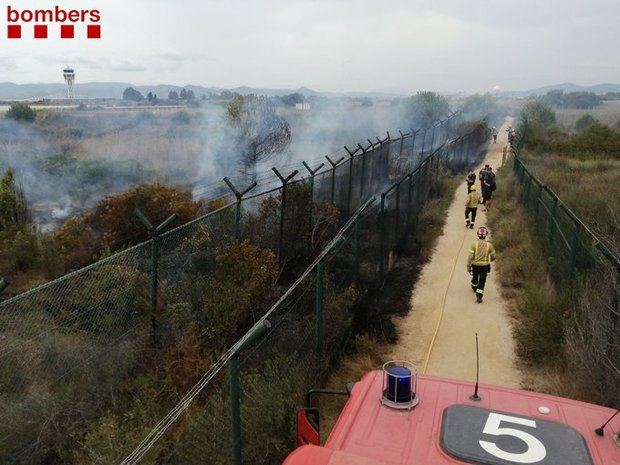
[110, 63, 147, 72]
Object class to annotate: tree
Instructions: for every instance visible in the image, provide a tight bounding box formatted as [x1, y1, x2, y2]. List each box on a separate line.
[180, 88, 188, 100]
[407, 91, 450, 128]
[280, 93, 304, 106]
[563, 92, 601, 109]
[122, 87, 144, 102]
[226, 95, 291, 179]
[575, 114, 598, 132]
[460, 93, 499, 120]
[147, 91, 154, 102]
[186, 90, 195, 101]
[520, 99, 556, 138]
[168, 90, 179, 101]
[5, 103, 36, 122]
[544, 89, 565, 107]
[0, 169, 27, 229]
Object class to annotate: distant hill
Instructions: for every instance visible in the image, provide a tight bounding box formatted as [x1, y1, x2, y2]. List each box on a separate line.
[504, 82, 620, 97]
[0, 81, 407, 100]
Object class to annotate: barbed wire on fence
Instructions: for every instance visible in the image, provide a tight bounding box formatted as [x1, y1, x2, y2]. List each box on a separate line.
[0, 111, 488, 465]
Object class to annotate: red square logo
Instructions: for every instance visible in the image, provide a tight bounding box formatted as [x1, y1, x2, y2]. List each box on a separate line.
[61, 25, 74, 39]
[87, 24, 101, 39]
[34, 25, 48, 39]
[7, 25, 21, 39]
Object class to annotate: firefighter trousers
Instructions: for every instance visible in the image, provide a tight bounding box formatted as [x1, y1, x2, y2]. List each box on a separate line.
[471, 264, 491, 296]
[465, 207, 477, 224]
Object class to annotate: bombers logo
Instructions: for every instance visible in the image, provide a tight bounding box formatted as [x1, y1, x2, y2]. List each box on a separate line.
[5, 5, 101, 39]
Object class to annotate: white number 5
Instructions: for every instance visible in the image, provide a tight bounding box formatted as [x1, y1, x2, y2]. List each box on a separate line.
[479, 413, 547, 463]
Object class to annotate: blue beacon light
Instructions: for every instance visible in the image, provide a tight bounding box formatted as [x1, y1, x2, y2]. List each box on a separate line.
[386, 366, 413, 402]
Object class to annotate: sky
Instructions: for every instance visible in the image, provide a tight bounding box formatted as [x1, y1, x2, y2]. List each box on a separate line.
[0, 0, 618, 93]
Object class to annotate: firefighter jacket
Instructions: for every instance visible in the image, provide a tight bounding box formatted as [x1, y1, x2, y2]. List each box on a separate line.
[465, 191, 481, 208]
[467, 239, 496, 267]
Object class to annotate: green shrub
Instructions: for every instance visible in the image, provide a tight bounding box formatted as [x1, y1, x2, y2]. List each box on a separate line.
[171, 111, 190, 125]
[5, 103, 36, 122]
[513, 284, 567, 363]
[574, 114, 598, 132]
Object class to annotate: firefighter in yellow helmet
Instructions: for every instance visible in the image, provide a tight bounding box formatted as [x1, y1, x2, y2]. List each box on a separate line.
[467, 226, 496, 303]
[465, 184, 481, 229]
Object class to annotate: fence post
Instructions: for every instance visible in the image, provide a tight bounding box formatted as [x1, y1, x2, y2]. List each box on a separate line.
[548, 194, 558, 247]
[303, 161, 325, 256]
[420, 128, 427, 154]
[357, 143, 369, 199]
[133, 208, 177, 343]
[315, 260, 325, 361]
[406, 173, 413, 228]
[326, 155, 345, 205]
[272, 168, 299, 261]
[379, 193, 386, 278]
[536, 183, 543, 220]
[223, 177, 258, 240]
[569, 219, 581, 281]
[395, 181, 401, 240]
[353, 215, 360, 285]
[344, 146, 357, 217]
[229, 320, 271, 465]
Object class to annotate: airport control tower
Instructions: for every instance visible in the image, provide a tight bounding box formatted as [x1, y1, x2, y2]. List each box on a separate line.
[63, 67, 75, 99]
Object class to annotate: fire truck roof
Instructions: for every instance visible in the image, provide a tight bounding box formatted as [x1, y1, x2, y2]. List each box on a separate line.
[284, 372, 619, 465]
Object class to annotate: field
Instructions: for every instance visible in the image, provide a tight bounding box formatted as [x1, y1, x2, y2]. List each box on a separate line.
[555, 99, 620, 131]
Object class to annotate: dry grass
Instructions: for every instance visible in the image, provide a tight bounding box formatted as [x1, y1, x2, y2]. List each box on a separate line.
[522, 154, 620, 254]
[487, 158, 619, 407]
[555, 100, 620, 131]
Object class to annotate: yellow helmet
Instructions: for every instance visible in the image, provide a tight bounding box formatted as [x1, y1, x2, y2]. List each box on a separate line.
[470, 184, 477, 191]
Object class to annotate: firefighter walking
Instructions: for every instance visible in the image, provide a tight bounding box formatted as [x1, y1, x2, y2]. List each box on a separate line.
[465, 184, 480, 229]
[467, 226, 496, 303]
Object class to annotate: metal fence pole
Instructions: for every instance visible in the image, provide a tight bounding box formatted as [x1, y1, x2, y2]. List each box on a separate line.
[303, 161, 325, 256]
[548, 194, 558, 247]
[223, 177, 258, 240]
[229, 320, 271, 465]
[569, 219, 581, 281]
[353, 216, 360, 285]
[315, 260, 325, 361]
[133, 208, 177, 343]
[272, 168, 299, 261]
[379, 193, 386, 278]
[326, 155, 345, 205]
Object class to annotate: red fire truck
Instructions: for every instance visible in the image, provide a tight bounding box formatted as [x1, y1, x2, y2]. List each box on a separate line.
[284, 361, 619, 465]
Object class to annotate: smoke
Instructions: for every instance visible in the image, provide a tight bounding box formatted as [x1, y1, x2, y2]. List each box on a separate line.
[190, 97, 413, 198]
[0, 116, 153, 230]
[0, 96, 434, 228]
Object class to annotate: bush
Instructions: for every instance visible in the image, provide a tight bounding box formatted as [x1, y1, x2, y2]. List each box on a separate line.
[55, 183, 200, 271]
[171, 111, 190, 125]
[201, 241, 278, 346]
[574, 114, 598, 132]
[5, 103, 36, 122]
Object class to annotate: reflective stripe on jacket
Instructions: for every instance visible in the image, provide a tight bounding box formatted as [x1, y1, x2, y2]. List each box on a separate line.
[468, 239, 496, 266]
[466, 191, 481, 208]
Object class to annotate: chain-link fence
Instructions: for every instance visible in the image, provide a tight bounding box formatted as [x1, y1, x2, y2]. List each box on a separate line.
[0, 115, 487, 465]
[512, 155, 619, 406]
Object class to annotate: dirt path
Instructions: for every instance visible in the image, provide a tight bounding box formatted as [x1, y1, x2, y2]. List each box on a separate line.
[388, 118, 521, 388]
